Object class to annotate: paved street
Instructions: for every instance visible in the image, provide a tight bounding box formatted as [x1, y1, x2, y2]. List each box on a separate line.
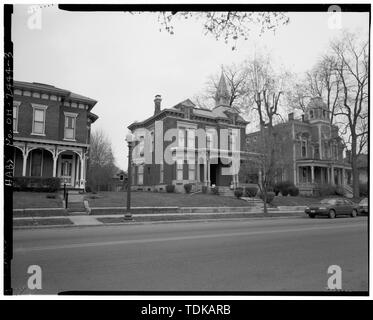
[12, 216, 368, 294]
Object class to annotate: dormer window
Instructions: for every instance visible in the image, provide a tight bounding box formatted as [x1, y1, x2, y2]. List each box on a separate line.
[32, 104, 48, 135]
[64, 112, 78, 140]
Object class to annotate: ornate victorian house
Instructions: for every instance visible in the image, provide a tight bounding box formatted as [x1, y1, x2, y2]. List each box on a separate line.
[127, 72, 249, 193]
[13, 81, 98, 189]
[246, 97, 352, 196]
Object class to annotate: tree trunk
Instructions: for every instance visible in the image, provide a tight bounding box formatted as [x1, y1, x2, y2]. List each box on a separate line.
[351, 134, 360, 198]
[263, 192, 268, 214]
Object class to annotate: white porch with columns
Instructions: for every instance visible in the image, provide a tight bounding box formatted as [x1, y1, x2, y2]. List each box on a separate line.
[13, 139, 88, 190]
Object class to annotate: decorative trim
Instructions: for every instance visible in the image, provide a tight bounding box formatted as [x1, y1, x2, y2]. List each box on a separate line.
[14, 136, 89, 148]
[64, 111, 78, 118]
[31, 103, 48, 110]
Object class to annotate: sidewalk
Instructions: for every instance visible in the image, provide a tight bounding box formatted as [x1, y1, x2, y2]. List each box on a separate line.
[13, 207, 306, 228]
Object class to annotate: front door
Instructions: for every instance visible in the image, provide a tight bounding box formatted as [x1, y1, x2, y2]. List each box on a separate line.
[60, 159, 73, 186]
[210, 164, 218, 186]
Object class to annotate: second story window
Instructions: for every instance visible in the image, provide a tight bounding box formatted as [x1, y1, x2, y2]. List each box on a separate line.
[64, 113, 78, 140]
[314, 145, 320, 159]
[187, 129, 195, 149]
[178, 128, 186, 147]
[139, 136, 145, 157]
[32, 104, 48, 135]
[301, 140, 307, 157]
[333, 144, 338, 160]
[13, 101, 21, 132]
[151, 131, 154, 152]
[206, 129, 217, 150]
[207, 134, 212, 149]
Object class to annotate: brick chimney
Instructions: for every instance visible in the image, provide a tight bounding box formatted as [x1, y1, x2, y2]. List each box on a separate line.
[154, 95, 162, 115]
[288, 112, 294, 121]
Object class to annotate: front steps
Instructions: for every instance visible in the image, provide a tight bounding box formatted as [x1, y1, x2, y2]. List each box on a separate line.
[65, 190, 89, 215]
[241, 197, 265, 208]
[217, 186, 235, 197]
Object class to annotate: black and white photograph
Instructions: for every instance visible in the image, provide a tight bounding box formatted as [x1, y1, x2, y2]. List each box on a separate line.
[2, 3, 370, 297]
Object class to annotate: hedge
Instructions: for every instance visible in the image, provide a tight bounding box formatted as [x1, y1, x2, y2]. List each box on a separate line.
[274, 181, 299, 197]
[166, 184, 175, 193]
[234, 187, 244, 198]
[14, 177, 61, 192]
[184, 183, 192, 194]
[359, 184, 368, 197]
[318, 184, 334, 197]
[244, 187, 258, 198]
[288, 186, 300, 197]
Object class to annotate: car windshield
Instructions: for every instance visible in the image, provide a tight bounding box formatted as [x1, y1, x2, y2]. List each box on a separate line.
[320, 199, 336, 205]
[360, 198, 368, 204]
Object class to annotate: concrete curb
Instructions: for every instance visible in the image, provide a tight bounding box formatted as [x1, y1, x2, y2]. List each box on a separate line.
[13, 214, 308, 229]
[13, 210, 305, 220]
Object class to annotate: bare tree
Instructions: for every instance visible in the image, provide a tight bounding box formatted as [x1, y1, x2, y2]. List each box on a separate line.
[193, 63, 250, 112]
[156, 11, 289, 50]
[87, 129, 118, 191]
[288, 55, 341, 124]
[244, 54, 289, 213]
[331, 32, 368, 198]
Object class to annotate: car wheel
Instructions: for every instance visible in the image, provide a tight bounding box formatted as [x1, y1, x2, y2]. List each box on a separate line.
[309, 214, 315, 218]
[351, 209, 358, 218]
[328, 209, 336, 219]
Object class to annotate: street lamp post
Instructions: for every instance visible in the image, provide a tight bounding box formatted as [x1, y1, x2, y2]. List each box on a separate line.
[125, 132, 134, 220]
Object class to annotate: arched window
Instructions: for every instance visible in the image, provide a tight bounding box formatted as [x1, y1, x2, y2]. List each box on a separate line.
[301, 140, 307, 157]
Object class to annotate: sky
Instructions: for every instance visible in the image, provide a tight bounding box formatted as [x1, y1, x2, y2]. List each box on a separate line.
[12, 6, 369, 170]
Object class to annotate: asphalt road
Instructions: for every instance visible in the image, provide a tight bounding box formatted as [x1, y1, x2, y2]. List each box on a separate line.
[12, 215, 368, 294]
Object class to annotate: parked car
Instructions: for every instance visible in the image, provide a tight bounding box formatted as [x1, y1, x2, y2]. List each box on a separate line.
[358, 198, 368, 215]
[305, 198, 359, 218]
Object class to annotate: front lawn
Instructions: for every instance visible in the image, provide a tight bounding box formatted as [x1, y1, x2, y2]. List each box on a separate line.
[13, 218, 73, 227]
[13, 192, 63, 209]
[84, 191, 250, 208]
